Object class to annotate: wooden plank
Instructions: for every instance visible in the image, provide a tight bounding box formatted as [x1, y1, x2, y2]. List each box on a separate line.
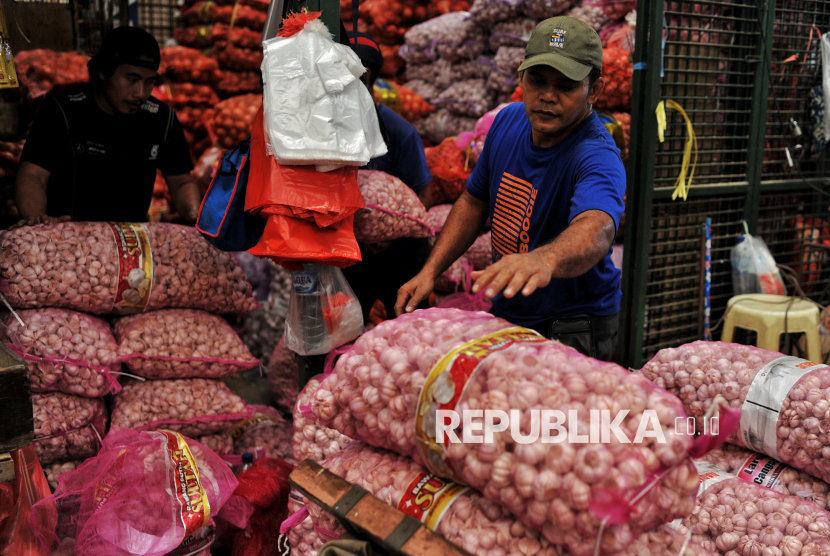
[290, 460, 474, 556]
[0, 344, 33, 453]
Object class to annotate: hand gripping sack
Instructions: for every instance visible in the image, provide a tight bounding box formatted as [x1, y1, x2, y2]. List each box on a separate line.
[30, 428, 238, 556]
[196, 137, 267, 252]
[261, 12, 386, 167]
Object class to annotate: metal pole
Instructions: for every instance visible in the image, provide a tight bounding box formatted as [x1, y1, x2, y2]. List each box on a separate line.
[616, 0, 664, 370]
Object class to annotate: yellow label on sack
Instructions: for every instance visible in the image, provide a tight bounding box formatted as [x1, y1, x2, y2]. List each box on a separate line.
[397, 472, 469, 531]
[159, 430, 211, 538]
[414, 327, 546, 481]
[228, 414, 283, 440]
[108, 222, 154, 314]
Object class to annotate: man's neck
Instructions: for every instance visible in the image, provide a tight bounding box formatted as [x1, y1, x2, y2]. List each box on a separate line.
[94, 91, 116, 115]
[531, 107, 593, 149]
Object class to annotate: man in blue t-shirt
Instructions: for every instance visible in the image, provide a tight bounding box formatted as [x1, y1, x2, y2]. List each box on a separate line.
[395, 16, 626, 361]
[342, 32, 434, 321]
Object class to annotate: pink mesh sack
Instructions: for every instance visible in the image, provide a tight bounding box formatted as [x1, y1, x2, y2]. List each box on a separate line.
[111, 378, 252, 436]
[292, 375, 352, 465]
[33, 392, 107, 466]
[2, 308, 121, 397]
[229, 404, 294, 463]
[354, 170, 431, 244]
[114, 309, 258, 379]
[31, 428, 238, 556]
[309, 308, 730, 555]
[0, 222, 257, 315]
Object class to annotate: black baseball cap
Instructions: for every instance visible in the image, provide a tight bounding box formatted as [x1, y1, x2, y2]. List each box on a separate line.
[518, 16, 603, 81]
[94, 26, 161, 72]
[347, 31, 384, 75]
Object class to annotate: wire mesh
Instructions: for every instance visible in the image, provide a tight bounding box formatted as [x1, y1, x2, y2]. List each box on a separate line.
[642, 195, 746, 362]
[758, 189, 830, 304]
[656, 1, 761, 189]
[764, 1, 830, 180]
[139, 0, 177, 45]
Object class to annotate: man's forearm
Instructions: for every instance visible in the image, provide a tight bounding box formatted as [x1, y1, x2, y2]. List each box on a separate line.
[423, 191, 489, 277]
[535, 211, 615, 279]
[15, 163, 49, 219]
[167, 178, 202, 225]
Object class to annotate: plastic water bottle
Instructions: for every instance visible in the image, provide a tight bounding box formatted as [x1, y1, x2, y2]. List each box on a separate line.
[235, 452, 254, 476]
[731, 235, 758, 296]
[291, 263, 327, 351]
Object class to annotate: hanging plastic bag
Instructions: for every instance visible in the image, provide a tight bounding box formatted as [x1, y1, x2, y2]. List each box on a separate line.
[261, 12, 386, 168]
[0, 446, 52, 556]
[247, 106, 364, 228]
[731, 230, 786, 296]
[284, 263, 364, 355]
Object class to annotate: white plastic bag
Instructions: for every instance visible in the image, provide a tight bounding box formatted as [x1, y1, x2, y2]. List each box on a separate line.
[731, 232, 786, 296]
[284, 263, 364, 355]
[261, 15, 387, 168]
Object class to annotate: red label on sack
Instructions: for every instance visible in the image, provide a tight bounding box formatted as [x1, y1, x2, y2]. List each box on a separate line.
[92, 449, 128, 510]
[737, 453, 787, 489]
[398, 472, 468, 531]
[415, 327, 547, 481]
[159, 430, 211, 538]
[108, 222, 153, 314]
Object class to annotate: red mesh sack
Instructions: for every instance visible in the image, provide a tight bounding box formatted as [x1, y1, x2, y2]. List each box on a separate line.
[214, 0, 269, 11]
[430, 0, 473, 14]
[611, 111, 631, 162]
[226, 458, 293, 556]
[358, 0, 431, 44]
[212, 41, 264, 72]
[15, 50, 89, 98]
[596, 47, 632, 111]
[175, 104, 212, 133]
[160, 47, 220, 84]
[600, 0, 635, 20]
[379, 44, 405, 77]
[209, 94, 260, 149]
[182, 2, 266, 31]
[1, 308, 121, 398]
[213, 70, 262, 96]
[425, 137, 473, 204]
[114, 309, 259, 379]
[168, 83, 219, 106]
[31, 428, 238, 556]
[397, 82, 434, 121]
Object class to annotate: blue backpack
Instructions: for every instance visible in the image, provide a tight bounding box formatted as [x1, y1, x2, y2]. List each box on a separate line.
[196, 138, 266, 251]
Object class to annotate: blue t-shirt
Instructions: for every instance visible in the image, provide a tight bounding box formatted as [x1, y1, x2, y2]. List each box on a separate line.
[466, 103, 626, 327]
[362, 104, 432, 192]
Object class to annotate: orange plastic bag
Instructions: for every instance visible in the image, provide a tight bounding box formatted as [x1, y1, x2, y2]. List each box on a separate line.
[247, 214, 361, 270]
[246, 107, 364, 228]
[425, 137, 472, 205]
[0, 446, 52, 556]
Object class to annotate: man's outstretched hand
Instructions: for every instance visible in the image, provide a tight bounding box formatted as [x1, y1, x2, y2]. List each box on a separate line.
[471, 251, 553, 299]
[9, 215, 71, 230]
[395, 272, 435, 316]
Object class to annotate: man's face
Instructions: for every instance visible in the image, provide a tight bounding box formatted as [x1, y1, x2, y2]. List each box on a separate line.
[100, 64, 158, 115]
[520, 65, 603, 142]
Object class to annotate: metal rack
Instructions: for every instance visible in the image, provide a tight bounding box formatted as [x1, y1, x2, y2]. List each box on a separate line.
[618, 0, 830, 368]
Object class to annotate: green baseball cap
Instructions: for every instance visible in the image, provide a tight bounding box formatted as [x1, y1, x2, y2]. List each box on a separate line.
[518, 16, 603, 81]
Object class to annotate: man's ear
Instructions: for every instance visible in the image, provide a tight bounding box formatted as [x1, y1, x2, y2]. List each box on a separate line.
[588, 76, 604, 104]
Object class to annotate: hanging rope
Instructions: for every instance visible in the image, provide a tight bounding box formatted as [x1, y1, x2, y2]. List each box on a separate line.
[656, 99, 698, 201]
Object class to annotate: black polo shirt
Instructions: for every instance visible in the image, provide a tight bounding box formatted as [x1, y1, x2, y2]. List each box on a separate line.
[21, 83, 193, 222]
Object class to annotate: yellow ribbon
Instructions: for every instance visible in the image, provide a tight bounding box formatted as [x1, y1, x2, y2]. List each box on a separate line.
[228, 0, 240, 31]
[656, 100, 698, 201]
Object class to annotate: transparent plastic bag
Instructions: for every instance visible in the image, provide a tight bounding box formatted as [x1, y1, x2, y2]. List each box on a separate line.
[285, 263, 364, 355]
[731, 232, 787, 296]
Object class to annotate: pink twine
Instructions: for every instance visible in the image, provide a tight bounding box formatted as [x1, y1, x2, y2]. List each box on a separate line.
[363, 203, 434, 236]
[279, 507, 310, 534]
[136, 407, 256, 432]
[120, 352, 260, 369]
[313, 523, 342, 542]
[7, 344, 123, 396]
[35, 416, 107, 446]
[323, 343, 356, 377]
[299, 404, 314, 418]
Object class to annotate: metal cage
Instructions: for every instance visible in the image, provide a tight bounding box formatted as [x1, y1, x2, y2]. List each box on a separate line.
[619, 0, 830, 367]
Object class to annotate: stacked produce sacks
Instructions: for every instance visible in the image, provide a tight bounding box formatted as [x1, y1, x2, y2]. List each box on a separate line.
[159, 46, 220, 160]
[639, 340, 830, 555]
[0, 221, 260, 490]
[13, 49, 89, 99]
[286, 307, 733, 556]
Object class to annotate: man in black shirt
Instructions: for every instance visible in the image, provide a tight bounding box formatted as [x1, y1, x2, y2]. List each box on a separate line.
[14, 27, 200, 225]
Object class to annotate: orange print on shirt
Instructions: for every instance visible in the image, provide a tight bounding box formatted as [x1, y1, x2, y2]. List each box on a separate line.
[491, 172, 538, 261]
